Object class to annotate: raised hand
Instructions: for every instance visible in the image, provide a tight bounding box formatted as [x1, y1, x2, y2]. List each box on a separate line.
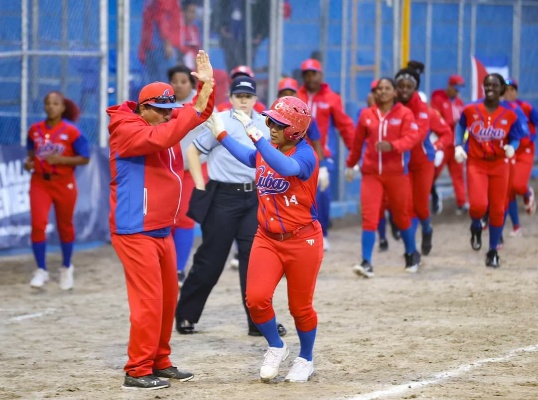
[191, 50, 213, 83]
[233, 110, 263, 142]
[206, 114, 226, 139]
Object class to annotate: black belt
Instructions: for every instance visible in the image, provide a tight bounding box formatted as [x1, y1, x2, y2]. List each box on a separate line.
[215, 181, 255, 192]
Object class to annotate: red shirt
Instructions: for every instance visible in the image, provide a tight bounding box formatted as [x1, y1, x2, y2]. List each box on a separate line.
[431, 89, 464, 131]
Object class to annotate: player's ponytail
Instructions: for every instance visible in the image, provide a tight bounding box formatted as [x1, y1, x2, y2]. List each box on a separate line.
[44, 91, 81, 122]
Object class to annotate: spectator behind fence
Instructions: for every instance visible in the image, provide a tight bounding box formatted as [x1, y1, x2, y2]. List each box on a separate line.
[25, 92, 90, 290]
[179, 0, 201, 69]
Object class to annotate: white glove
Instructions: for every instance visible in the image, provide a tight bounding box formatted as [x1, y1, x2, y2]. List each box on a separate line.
[344, 167, 355, 182]
[318, 166, 330, 191]
[233, 109, 263, 142]
[434, 150, 444, 167]
[503, 144, 515, 158]
[454, 145, 467, 163]
[205, 114, 225, 139]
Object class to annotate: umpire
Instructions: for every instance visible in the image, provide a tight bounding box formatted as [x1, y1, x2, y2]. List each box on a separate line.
[176, 76, 286, 337]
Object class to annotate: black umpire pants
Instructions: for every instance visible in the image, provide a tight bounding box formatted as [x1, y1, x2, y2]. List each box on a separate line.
[176, 180, 258, 330]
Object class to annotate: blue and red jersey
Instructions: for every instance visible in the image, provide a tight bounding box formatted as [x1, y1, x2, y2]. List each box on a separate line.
[27, 119, 90, 178]
[513, 99, 538, 150]
[456, 101, 526, 161]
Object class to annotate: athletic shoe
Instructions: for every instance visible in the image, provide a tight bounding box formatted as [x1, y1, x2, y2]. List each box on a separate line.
[421, 229, 433, 256]
[323, 237, 330, 251]
[481, 214, 489, 230]
[352, 260, 374, 278]
[249, 323, 287, 337]
[455, 203, 469, 216]
[30, 268, 49, 288]
[122, 374, 170, 390]
[404, 251, 420, 273]
[524, 187, 536, 215]
[378, 238, 389, 252]
[153, 366, 194, 382]
[485, 249, 501, 268]
[59, 265, 74, 290]
[260, 341, 289, 382]
[229, 253, 239, 270]
[508, 227, 522, 237]
[432, 190, 443, 215]
[470, 226, 482, 251]
[285, 357, 314, 383]
[177, 320, 195, 334]
[389, 217, 401, 241]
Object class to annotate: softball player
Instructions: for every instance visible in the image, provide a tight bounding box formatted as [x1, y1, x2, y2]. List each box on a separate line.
[455, 73, 525, 268]
[345, 78, 422, 277]
[25, 91, 90, 290]
[503, 79, 538, 236]
[205, 96, 322, 383]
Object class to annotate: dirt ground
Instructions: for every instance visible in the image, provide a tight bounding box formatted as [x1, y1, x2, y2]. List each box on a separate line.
[1, 198, 538, 400]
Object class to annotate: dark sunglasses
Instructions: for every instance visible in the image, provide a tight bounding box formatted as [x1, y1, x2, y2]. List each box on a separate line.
[141, 95, 176, 104]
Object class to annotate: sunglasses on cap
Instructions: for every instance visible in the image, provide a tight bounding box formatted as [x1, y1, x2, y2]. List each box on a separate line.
[140, 95, 177, 104]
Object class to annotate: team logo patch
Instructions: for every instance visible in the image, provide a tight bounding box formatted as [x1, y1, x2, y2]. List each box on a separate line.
[389, 118, 401, 125]
[306, 239, 315, 246]
[419, 112, 428, 119]
[410, 122, 418, 130]
[163, 89, 171, 96]
[501, 119, 507, 125]
[60, 134, 68, 140]
[317, 102, 329, 109]
[256, 166, 290, 195]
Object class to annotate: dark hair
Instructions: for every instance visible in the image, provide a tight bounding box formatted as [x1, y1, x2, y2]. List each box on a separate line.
[407, 60, 425, 75]
[376, 77, 396, 90]
[395, 67, 421, 90]
[484, 73, 507, 96]
[167, 65, 196, 88]
[44, 91, 80, 122]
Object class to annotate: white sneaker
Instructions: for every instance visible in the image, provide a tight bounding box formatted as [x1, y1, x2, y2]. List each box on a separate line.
[260, 341, 289, 381]
[30, 268, 49, 288]
[285, 357, 314, 382]
[323, 237, 330, 251]
[509, 227, 522, 237]
[60, 265, 74, 290]
[229, 254, 239, 270]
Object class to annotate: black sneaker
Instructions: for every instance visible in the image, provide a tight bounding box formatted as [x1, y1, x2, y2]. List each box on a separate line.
[153, 366, 194, 382]
[485, 249, 500, 268]
[378, 239, 389, 252]
[404, 251, 420, 273]
[248, 323, 287, 337]
[470, 226, 482, 251]
[122, 374, 170, 390]
[352, 260, 374, 278]
[421, 229, 433, 256]
[177, 320, 195, 334]
[389, 217, 401, 241]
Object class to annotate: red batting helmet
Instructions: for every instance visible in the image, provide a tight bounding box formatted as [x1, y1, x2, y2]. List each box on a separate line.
[230, 65, 255, 79]
[262, 96, 312, 141]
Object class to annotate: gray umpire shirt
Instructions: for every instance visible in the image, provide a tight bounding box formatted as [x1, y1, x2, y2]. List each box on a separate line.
[192, 109, 270, 183]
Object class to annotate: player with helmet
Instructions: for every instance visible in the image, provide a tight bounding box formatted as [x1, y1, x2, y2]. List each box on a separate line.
[205, 96, 322, 383]
[455, 73, 526, 268]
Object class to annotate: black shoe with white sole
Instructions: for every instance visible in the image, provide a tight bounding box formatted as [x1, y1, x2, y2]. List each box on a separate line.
[404, 251, 421, 273]
[122, 374, 170, 390]
[421, 229, 433, 256]
[353, 260, 374, 278]
[485, 249, 500, 268]
[378, 239, 389, 252]
[153, 366, 194, 382]
[470, 226, 482, 251]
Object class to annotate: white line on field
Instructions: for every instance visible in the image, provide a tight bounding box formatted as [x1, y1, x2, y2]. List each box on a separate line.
[9, 308, 57, 322]
[348, 344, 538, 400]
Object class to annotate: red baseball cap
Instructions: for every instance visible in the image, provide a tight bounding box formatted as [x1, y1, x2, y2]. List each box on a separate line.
[138, 82, 178, 109]
[230, 65, 255, 79]
[370, 79, 379, 91]
[277, 77, 299, 93]
[301, 59, 322, 73]
[448, 74, 465, 88]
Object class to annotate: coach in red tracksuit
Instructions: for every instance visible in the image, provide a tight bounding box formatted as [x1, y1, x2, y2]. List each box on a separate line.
[107, 51, 214, 390]
[297, 58, 355, 251]
[345, 77, 423, 277]
[430, 75, 466, 214]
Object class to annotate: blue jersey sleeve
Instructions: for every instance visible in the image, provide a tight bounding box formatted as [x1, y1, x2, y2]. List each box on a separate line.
[306, 119, 321, 141]
[219, 135, 257, 168]
[72, 134, 90, 158]
[455, 113, 467, 146]
[529, 105, 538, 126]
[26, 135, 34, 151]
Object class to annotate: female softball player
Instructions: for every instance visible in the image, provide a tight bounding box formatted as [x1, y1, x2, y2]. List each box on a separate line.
[24, 91, 90, 290]
[205, 96, 322, 383]
[345, 78, 422, 278]
[455, 73, 525, 267]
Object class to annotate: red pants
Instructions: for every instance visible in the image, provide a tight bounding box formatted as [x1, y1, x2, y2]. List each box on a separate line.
[408, 161, 435, 221]
[29, 174, 77, 242]
[246, 221, 323, 332]
[361, 173, 411, 231]
[508, 144, 534, 201]
[175, 165, 209, 229]
[111, 233, 179, 377]
[434, 144, 466, 207]
[467, 158, 509, 227]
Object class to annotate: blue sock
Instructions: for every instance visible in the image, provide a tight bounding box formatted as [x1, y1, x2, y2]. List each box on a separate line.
[173, 227, 195, 273]
[32, 241, 47, 270]
[471, 218, 482, 231]
[362, 230, 376, 263]
[255, 317, 283, 348]
[400, 227, 417, 254]
[489, 225, 503, 250]
[508, 200, 520, 229]
[60, 241, 73, 267]
[297, 327, 317, 361]
[420, 217, 432, 234]
[378, 218, 386, 241]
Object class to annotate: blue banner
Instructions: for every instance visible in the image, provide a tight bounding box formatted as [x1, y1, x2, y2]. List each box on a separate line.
[0, 146, 111, 250]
